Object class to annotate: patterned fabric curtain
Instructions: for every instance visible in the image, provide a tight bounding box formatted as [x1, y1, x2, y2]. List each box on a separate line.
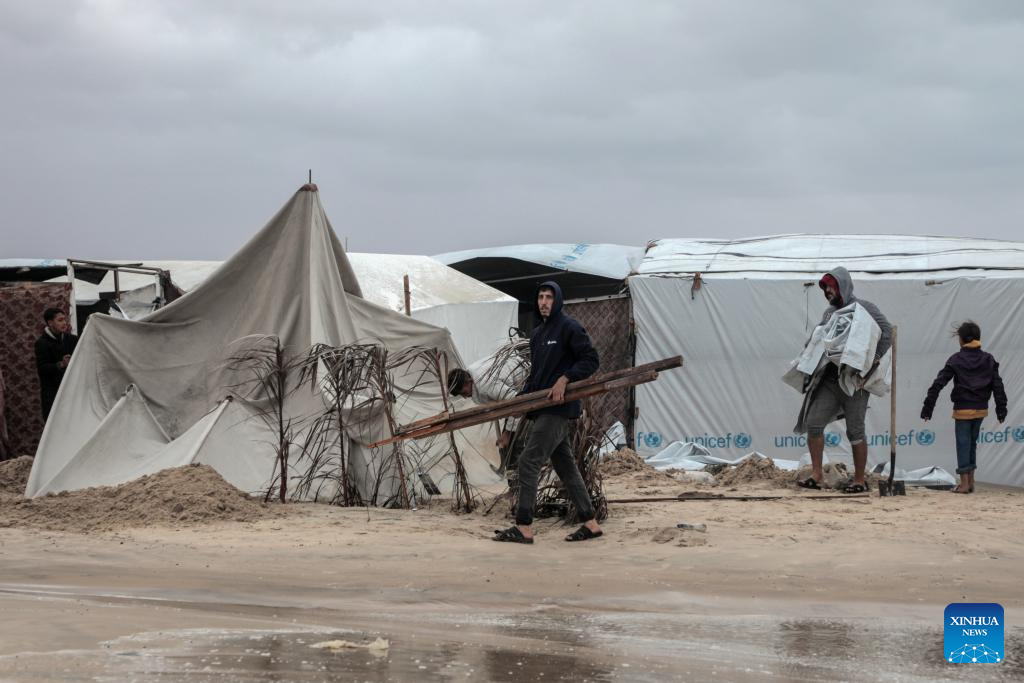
[0, 282, 73, 458]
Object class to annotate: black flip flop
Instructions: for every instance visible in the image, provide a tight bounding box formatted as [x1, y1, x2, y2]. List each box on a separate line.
[493, 526, 533, 544]
[841, 482, 868, 494]
[796, 477, 822, 490]
[565, 525, 603, 542]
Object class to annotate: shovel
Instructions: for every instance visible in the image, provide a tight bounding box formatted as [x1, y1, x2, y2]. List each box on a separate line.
[878, 326, 906, 496]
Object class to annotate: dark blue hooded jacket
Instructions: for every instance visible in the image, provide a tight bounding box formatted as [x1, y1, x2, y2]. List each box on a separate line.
[921, 344, 1008, 420]
[522, 281, 600, 418]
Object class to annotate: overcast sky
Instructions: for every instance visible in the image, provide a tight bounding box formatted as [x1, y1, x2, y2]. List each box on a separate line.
[2, 1, 1023, 259]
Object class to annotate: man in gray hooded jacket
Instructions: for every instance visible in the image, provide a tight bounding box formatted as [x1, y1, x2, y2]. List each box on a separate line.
[797, 267, 892, 493]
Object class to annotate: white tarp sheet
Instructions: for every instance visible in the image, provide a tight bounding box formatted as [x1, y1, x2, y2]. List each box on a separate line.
[435, 243, 644, 281]
[631, 274, 1024, 487]
[639, 234, 1024, 276]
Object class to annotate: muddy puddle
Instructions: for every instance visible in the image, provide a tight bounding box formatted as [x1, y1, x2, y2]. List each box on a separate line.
[0, 587, 1020, 681]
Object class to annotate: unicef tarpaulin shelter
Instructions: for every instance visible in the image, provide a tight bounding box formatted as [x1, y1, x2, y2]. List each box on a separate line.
[630, 234, 1024, 487]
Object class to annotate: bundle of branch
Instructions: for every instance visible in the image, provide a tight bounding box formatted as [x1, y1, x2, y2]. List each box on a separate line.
[369, 356, 683, 448]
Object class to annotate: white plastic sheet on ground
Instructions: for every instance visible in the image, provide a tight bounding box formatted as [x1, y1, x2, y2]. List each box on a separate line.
[872, 463, 957, 488]
[644, 444, 797, 472]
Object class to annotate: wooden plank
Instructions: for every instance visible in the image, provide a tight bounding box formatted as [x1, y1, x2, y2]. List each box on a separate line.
[370, 370, 663, 447]
[402, 355, 683, 433]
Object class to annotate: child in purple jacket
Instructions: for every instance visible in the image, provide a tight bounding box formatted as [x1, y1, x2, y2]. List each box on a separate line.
[921, 321, 1008, 494]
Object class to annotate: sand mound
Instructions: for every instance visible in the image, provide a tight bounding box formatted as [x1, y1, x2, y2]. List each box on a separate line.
[0, 463, 281, 533]
[0, 456, 33, 494]
[599, 448, 652, 477]
[714, 456, 791, 488]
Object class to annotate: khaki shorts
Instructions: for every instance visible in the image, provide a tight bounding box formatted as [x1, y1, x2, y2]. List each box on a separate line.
[804, 375, 870, 444]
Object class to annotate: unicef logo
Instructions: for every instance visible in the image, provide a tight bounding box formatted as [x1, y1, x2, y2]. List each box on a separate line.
[824, 432, 842, 447]
[643, 432, 663, 448]
[734, 433, 752, 449]
[1013, 427, 1024, 443]
[917, 429, 936, 446]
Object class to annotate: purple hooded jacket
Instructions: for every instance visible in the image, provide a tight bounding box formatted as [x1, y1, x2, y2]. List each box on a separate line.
[921, 346, 1007, 420]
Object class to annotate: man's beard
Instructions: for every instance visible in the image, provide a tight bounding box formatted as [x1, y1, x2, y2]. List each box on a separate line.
[829, 295, 843, 307]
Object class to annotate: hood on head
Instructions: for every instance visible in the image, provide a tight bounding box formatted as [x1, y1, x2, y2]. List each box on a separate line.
[535, 280, 564, 318]
[820, 266, 854, 306]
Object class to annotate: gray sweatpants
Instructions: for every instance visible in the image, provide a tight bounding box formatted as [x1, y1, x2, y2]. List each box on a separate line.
[514, 414, 595, 526]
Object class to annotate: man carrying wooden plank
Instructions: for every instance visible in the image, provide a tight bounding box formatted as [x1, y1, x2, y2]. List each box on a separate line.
[493, 281, 604, 545]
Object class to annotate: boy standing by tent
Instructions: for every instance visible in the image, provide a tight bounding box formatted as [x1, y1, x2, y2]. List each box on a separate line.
[34, 307, 78, 420]
[920, 321, 1008, 494]
[796, 267, 892, 493]
[492, 281, 603, 544]
[447, 366, 519, 472]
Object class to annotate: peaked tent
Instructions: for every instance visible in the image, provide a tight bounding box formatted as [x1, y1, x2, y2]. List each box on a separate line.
[630, 234, 1024, 487]
[26, 185, 502, 499]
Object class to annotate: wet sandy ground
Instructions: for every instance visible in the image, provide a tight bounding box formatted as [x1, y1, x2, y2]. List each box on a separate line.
[1, 581, 1021, 682]
[2, 482, 1023, 681]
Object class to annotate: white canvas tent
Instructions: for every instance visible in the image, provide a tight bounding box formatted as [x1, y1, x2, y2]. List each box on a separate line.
[346, 253, 517, 366]
[631, 234, 1024, 487]
[26, 185, 502, 499]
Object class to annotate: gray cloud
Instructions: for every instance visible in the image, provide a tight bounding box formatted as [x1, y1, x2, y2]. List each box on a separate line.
[2, 1, 1023, 259]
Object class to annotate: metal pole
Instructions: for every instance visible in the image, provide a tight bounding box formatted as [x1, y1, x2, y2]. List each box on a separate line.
[66, 261, 78, 334]
[888, 326, 898, 485]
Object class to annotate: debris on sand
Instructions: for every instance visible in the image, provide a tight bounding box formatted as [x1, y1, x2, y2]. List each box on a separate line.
[599, 448, 651, 476]
[0, 463, 282, 533]
[311, 637, 390, 654]
[714, 456, 790, 488]
[666, 469, 716, 486]
[0, 456, 33, 494]
[649, 526, 708, 547]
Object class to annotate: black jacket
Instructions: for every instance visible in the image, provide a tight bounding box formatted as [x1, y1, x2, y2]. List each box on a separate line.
[522, 281, 600, 418]
[34, 328, 78, 416]
[921, 346, 1007, 420]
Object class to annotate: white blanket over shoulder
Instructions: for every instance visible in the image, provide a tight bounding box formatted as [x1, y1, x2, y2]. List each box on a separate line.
[782, 303, 891, 397]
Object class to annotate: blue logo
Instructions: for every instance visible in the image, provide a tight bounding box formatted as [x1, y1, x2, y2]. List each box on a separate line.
[642, 431, 663, 448]
[824, 432, 842, 447]
[1012, 427, 1024, 444]
[945, 603, 1003, 663]
[734, 433, 752, 449]
[917, 429, 936, 446]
